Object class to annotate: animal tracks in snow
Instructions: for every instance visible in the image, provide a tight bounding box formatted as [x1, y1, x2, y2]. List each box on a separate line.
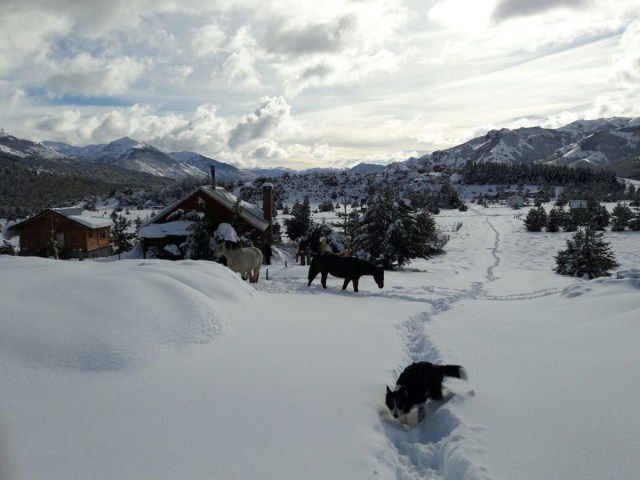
[258, 209, 569, 479]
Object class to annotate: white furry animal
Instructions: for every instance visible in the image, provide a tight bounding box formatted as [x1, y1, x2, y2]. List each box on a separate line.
[215, 241, 263, 283]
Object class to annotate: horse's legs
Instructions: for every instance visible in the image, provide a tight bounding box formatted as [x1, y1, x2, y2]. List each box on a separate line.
[342, 278, 351, 290]
[321, 271, 328, 289]
[352, 277, 359, 292]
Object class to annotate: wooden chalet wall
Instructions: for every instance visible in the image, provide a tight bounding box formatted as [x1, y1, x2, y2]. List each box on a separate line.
[15, 211, 111, 259]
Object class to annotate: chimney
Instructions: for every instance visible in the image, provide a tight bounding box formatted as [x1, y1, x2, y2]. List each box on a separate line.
[210, 165, 216, 188]
[262, 182, 273, 242]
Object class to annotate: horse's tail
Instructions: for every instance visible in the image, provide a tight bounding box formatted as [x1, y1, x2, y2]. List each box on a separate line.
[251, 248, 263, 283]
[307, 255, 319, 285]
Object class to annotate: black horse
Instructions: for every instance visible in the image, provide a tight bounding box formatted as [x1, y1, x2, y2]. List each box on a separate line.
[307, 254, 384, 292]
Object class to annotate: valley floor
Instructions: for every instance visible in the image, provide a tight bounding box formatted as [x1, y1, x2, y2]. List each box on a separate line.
[1, 205, 639, 479]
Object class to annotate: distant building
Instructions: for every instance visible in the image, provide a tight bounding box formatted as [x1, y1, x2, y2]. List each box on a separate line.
[569, 200, 588, 209]
[4, 207, 112, 259]
[507, 194, 525, 209]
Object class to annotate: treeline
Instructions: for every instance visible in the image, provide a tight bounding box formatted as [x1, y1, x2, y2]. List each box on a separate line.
[460, 162, 619, 186]
[0, 157, 173, 220]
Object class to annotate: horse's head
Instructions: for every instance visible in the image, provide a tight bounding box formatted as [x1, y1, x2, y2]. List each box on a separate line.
[374, 268, 384, 289]
[215, 240, 239, 258]
[214, 242, 226, 259]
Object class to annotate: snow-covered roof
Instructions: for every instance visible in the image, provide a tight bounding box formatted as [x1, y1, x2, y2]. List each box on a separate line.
[65, 214, 113, 229]
[4, 208, 112, 237]
[139, 186, 269, 237]
[138, 220, 194, 239]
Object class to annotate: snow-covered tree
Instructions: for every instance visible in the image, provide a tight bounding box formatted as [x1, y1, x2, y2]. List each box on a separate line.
[353, 185, 436, 269]
[554, 227, 619, 279]
[183, 203, 217, 260]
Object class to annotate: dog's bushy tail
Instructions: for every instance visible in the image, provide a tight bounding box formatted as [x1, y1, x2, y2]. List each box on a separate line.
[442, 365, 467, 380]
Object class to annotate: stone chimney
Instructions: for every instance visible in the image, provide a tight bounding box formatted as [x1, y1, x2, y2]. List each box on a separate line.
[210, 165, 216, 188]
[262, 182, 273, 242]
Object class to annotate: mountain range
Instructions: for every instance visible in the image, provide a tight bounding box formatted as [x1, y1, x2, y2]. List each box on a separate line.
[2, 116, 640, 183]
[418, 117, 640, 179]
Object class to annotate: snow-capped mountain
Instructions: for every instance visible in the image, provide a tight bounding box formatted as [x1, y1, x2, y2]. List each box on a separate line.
[4, 114, 640, 184]
[168, 151, 255, 183]
[418, 117, 640, 178]
[42, 137, 207, 180]
[348, 162, 387, 174]
[0, 129, 67, 160]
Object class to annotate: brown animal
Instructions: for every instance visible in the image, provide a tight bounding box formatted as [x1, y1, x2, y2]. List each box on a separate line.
[307, 254, 384, 292]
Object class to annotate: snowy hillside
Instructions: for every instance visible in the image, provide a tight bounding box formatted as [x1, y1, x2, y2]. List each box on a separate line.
[0, 129, 67, 160]
[169, 151, 256, 184]
[418, 117, 640, 178]
[43, 137, 206, 180]
[1, 205, 639, 480]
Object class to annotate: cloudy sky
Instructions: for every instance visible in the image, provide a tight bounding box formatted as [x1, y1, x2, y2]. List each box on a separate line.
[1, 0, 639, 169]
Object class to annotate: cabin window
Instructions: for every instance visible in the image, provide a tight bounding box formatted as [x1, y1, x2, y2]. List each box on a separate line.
[88, 232, 94, 239]
[99, 231, 107, 240]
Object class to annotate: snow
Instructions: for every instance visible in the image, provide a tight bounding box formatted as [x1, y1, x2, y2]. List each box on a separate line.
[138, 220, 194, 238]
[1, 205, 639, 479]
[65, 214, 113, 229]
[214, 222, 239, 242]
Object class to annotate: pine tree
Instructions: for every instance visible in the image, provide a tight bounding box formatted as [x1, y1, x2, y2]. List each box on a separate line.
[589, 203, 610, 231]
[554, 227, 619, 279]
[182, 201, 218, 260]
[284, 197, 311, 240]
[110, 209, 135, 259]
[331, 190, 358, 237]
[611, 202, 632, 231]
[546, 206, 565, 232]
[352, 186, 434, 269]
[524, 206, 547, 232]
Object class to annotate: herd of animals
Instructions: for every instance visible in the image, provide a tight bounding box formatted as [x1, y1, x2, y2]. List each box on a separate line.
[215, 242, 467, 425]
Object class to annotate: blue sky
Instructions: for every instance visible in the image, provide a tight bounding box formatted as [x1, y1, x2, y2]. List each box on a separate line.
[1, 0, 639, 169]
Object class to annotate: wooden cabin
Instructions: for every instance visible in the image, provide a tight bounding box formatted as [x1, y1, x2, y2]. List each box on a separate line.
[5, 207, 113, 259]
[138, 169, 273, 259]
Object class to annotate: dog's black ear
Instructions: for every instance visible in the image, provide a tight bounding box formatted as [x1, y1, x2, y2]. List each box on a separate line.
[386, 386, 392, 394]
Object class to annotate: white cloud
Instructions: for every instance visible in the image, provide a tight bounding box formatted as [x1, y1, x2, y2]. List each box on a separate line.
[0, 7, 70, 76]
[45, 54, 147, 97]
[2, 0, 640, 169]
[192, 24, 226, 57]
[428, 0, 496, 34]
[251, 142, 291, 162]
[228, 96, 303, 149]
[218, 26, 264, 90]
[492, 0, 593, 21]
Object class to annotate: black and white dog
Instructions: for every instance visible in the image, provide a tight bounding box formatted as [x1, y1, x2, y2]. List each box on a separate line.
[386, 361, 467, 421]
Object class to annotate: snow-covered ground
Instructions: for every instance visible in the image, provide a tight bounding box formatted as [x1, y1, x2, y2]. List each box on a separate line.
[1, 205, 639, 480]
